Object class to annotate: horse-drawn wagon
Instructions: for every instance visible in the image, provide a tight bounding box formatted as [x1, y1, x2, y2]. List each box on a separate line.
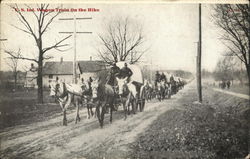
[50, 61, 147, 127]
[115, 62, 146, 112]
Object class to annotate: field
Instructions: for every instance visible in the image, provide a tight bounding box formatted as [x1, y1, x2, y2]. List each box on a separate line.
[0, 89, 61, 129]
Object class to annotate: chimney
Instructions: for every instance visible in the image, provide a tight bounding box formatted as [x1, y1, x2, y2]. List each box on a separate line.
[90, 56, 92, 61]
[60, 57, 63, 63]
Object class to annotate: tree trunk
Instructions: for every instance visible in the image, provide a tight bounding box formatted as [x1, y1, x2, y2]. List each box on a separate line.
[246, 63, 250, 86]
[14, 72, 17, 91]
[37, 52, 43, 103]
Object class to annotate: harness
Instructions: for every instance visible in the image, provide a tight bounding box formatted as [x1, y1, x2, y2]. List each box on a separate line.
[55, 82, 68, 102]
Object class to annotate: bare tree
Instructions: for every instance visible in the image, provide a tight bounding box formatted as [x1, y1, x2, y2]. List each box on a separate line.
[5, 4, 71, 103]
[97, 17, 147, 65]
[5, 49, 22, 91]
[213, 4, 250, 84]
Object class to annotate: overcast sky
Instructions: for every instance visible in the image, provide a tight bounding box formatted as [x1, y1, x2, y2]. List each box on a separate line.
[0, 3, 228, 72]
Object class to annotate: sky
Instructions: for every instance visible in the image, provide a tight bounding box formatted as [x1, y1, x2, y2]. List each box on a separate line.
[0, 3, 228, 72]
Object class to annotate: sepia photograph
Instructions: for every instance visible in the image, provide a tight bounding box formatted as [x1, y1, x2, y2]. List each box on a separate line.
[0, 0, 249, 158]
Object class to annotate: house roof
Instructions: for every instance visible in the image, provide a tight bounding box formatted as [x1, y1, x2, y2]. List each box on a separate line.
[43, 61, 72, 75]
[78, 61, 106, 73]
[43, 61, 106, 75]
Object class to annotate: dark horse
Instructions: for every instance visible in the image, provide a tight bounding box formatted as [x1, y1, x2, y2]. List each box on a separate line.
[91, 79, 115, 128]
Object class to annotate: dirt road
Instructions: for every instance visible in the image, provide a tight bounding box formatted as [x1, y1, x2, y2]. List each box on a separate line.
[0, 83, 192, 159]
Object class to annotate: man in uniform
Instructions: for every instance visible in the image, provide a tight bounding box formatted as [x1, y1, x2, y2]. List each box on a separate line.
[107, 62, 120, 86]
[170, 75, 174, 83]
[119, 63, 133, 83]
[160, 72, 167, 83]
[87, 77, 93, 95]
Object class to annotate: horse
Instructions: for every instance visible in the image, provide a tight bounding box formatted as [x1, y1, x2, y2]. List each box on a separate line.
[170, 80, 178, 95]
[144, 81, 154, 101]
[164, 82, 171, 99]
[91, 79, 115, 128]
[156, 81, 165, 101]
[49, 81, 91, 125]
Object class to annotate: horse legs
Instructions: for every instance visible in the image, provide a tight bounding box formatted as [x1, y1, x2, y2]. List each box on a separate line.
[110, 102, 113, 124]
[62, 94, 72, 126]
[122, 99, 127, 120]
[133, 98, 137, 114]
[100, 106, 105, 128]
[97, 100, 107, 128]
[87, 104, 91, 119]
[59, 100, 67, 126]
[96, 103, 103, 127]
[90, 106, 94, 117]
[63, 109, 67, 126]
[96, 103, 101, 123]
[75, 98, 80, 124]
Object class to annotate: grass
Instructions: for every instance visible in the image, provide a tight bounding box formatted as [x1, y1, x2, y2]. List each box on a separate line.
[228, 84, 249, 95]
[0, 89, 60, 130]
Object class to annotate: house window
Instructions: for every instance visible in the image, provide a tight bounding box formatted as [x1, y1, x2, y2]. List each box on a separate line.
[49, 74, 53, 79]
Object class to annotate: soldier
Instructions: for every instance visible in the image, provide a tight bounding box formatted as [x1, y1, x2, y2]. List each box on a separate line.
[88, 77, 93, 91]
[119, 63, 133, 83]
[170, 75, 174, 83]
[80, 78, 87, 92]
[160, 72, 167, 82]
[107, 62, 120, 86]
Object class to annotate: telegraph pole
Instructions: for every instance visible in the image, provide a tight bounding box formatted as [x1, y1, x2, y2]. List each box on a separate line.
[59, 16, 92, 84]
[197, 4, 202, 102]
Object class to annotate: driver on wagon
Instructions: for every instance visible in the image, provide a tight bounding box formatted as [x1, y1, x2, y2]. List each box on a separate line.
[107, 62, 120, 86]
[119, 63, 133, 83]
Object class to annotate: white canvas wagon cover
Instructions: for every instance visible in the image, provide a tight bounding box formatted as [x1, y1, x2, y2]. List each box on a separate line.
[116, 62, 143, 84]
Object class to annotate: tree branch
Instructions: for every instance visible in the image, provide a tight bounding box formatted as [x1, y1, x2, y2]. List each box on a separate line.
[42, 35, 72, 53]
[5, 50, 38, 63]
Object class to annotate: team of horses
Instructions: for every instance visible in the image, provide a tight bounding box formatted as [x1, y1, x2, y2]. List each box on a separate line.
[49, 73, 186, 128]
[49, 76, 147, 127]
[144, 79, 186, 102]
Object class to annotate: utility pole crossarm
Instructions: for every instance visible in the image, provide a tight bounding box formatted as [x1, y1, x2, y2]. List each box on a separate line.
[58, 16, 93, 84]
